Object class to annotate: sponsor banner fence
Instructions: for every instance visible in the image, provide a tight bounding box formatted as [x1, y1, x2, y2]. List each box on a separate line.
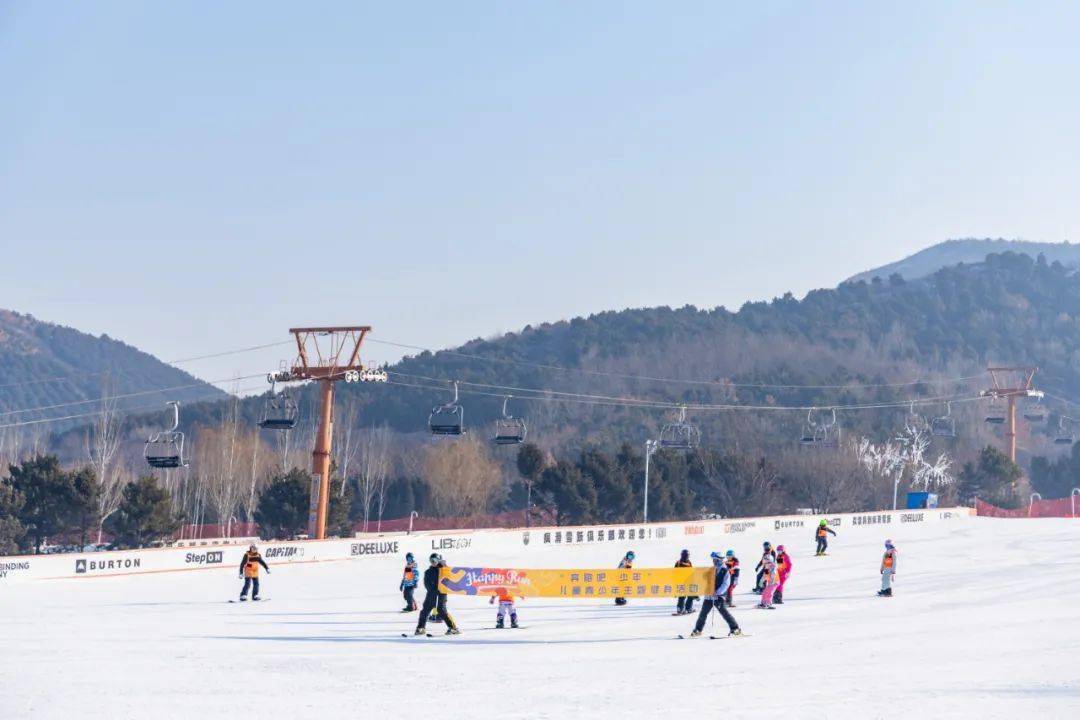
[975, 497, 1079, 518]
[439, 566, 714, 599]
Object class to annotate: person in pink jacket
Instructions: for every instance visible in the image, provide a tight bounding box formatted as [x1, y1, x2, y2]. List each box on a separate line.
[757, 553, 779, 609]
[774, 545, 793, 604]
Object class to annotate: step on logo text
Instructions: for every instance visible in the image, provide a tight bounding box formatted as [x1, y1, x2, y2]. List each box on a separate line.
[185, 551, 224, 565]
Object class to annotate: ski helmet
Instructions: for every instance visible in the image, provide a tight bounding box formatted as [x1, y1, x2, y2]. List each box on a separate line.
[725, 549, 734, 557]
[429, 553, 442, 563]
[884, 539, 894, 549]
[710, 551, 723, 562]
[763, 540, 772, 548]
[249, 544, 257, 551]
[819, 519, 828, 527]
[680, 549, 690, 558]
[776, 545, 785, 553]
[626, 551, 635, 560]
[405, 552, 414, 561]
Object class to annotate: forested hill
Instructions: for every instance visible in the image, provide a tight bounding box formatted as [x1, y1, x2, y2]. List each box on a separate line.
[845, 238, 1080, 284]
[0, 310, 227, 425]
[210, 250, 1079, 461]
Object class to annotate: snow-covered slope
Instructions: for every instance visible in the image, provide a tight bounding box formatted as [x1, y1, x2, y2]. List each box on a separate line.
[3, 517, 1077, 719]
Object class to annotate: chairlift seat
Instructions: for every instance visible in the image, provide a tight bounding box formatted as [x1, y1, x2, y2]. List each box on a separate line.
[1023, 412, 1046, 423]
[493, 417, 526, 445]
[145, 434, 184, 468]
[985, 416, 1006, 425]
[429, 405, 465, 436]
[659, 423, 700, 451]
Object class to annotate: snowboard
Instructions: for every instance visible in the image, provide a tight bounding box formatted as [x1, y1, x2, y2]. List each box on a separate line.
[229, 598, 270, 603]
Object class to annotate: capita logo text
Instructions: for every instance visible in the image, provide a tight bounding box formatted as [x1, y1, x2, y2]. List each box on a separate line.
[265, 546, 304, 559]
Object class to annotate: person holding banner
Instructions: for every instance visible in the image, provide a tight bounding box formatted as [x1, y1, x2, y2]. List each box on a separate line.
[674, 550, 697, 615]
[614, 551, 634, 606]
[414, 553, 460, 636]
[689, 551, 741, 638]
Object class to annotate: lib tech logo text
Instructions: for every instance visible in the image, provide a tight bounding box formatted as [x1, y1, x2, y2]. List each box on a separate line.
[75, 557, 141, 574]
[350, 541, 399, 556]
[431, 537, 471, 550]
[185, 551, 224, 565]
[265, 546, 304, 559]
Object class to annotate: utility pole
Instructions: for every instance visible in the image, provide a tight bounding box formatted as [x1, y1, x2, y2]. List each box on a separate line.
[283, 326, 384, 539]
[981, 367, 1042, 464]
[643, 439, 659, 524]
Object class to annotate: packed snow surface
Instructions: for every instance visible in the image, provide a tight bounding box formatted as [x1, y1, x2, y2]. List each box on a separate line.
[3, 517, 1078, 719]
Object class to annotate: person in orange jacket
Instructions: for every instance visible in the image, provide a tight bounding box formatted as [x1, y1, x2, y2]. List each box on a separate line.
[774, 545, 793, 604]
[878, 540, 898, 597]
[490, 586, 520, 628]
[815, 520, 837, 556]
[238, 544, 270, 601]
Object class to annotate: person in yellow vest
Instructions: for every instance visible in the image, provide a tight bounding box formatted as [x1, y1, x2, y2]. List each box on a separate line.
[238, 544, 270, 601]
[877, 540, 898, 597]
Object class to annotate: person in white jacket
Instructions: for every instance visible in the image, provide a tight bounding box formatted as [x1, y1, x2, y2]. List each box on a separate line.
[689, 552, 741, 638]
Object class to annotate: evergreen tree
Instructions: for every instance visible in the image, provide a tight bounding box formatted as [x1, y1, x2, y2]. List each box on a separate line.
[9, 455, 79, 553]
[105, 476, 180, 548]
[254, 468, 309, 540]
[958, 446, 1023, 507]
[0, 478, 25, 555]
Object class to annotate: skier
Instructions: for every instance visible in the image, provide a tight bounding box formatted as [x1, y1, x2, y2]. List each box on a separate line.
[757, 552, 779, 609]
[399, 552, 419, 612]
[723, 550, 740, 608]
[674, 549, 697, 615]
[878, 539, 898, 597]
[815, 520, 837, 556]
[415, 553, 460, 635]
[774, 545, 792, 604]
[490, 586, 520, 628]
[238, 544, 269, 601]
[688, 551, 741, 638]
[615, 550, 635, 606]
[754, 541, 776, 594]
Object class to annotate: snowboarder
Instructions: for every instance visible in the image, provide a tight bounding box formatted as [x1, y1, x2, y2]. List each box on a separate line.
[674, 549, 697, 615]
[615, 551, 634, 606]
[815, 520, 837, 556]
[688, 551, 741, 638]
[400, 552, 419, 612]
[754, 541, 776, 594]
[878, 540, 898, 597]
[757, 553, 779, 609]
[415, 553, 460, 635]
[490, 586, 520, 628]
[723, 550, 740, 607]
[774, 545, 792, 604]
[238, 544, 269, 601]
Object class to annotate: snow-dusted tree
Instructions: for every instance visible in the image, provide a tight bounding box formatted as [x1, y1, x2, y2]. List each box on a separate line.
[356, 424, 392, 531]
[856, 424, 953, 510]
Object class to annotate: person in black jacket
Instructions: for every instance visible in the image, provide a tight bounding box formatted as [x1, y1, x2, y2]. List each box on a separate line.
[415, 553, 460, 635]
[674, 549, 697, 615]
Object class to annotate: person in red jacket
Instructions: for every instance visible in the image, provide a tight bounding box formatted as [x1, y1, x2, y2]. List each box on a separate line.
[774, 545, 793, 604]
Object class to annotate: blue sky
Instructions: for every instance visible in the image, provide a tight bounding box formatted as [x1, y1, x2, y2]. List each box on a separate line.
[2, 2, 1078, 385]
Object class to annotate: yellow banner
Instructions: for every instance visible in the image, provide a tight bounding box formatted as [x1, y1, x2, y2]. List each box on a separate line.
[439, 566, 713, 599]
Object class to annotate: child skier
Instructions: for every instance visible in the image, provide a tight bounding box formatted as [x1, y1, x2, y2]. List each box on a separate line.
[615, 550, 634, 606]
[400, 552, 419, 612]
[878, 540, 898, 597]
[490, 586, 520, 628]
[815, 520, 837, 556]
[754, 541, 776, 594]
[723, 550, 740, 608]
[774, 545, 792, 604]
[757, 553, 779, 609]
[688, 551, 741, 638]
[415, 553, 460, 635]
[674, 549, 697, 615]
[238, 544, 270, 601]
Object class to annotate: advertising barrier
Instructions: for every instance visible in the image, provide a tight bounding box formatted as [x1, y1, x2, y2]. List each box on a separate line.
[439, 566, 713, 599]
[0, 506, 974, 585]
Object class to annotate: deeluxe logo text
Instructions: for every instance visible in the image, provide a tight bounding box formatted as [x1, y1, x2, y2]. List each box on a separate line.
[265, 546, 304, 559]
[185, 551, 224, 565]
[774, 519, 805, 530]
[350, 540, 398, 556]
[900, 512, 925, 523]
[75, 557, 141, 574]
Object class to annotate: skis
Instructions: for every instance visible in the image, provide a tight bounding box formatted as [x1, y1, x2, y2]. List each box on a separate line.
[401, 633, 434, 638]
[710, 633, 751, 639]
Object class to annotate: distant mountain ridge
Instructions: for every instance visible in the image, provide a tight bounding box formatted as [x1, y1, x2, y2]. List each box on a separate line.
[0, 310, 227, 427]
[845, 238, 1080, 284]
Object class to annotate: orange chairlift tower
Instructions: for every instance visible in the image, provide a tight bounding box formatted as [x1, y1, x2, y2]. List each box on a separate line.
[980, 367, 1043, 463]
[279, 326, 383, 539]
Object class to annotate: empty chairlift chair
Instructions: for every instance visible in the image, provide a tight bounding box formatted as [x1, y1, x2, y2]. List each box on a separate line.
[985, 397, 1006, 425]
[931, 403, 957, 438]
[659, 406, 700, 450]
[493, 396, 527, 445]
[429, 381, 466, 436]
[145, 401, 187, 469]
[1023, 398, 1046, 423]
[1054, 417, 1074, 445]
[258, 386, 299, 431]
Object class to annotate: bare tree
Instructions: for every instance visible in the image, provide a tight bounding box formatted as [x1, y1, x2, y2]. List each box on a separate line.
[195, 398, 247, 537]
[422, 436, 501, 517]
[333, 396, 361, 497]
[85, 377, 127, 543]
[356, 424, 392, 531]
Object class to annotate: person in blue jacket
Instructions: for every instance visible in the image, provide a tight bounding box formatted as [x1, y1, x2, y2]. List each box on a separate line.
[399, 552, 419, 612]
